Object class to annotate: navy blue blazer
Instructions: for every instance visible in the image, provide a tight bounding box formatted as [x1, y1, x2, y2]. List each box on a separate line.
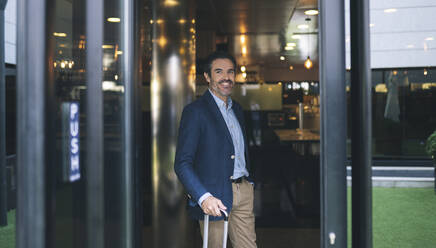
[174, 90, 251, 221]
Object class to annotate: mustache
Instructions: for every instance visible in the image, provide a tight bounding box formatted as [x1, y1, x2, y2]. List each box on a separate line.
[218, 80, 234, 85]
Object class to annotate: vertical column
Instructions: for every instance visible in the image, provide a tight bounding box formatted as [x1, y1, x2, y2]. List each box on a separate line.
[350, 0, 373, 247]
[319, 0, 347, 247]
[17, 0, 46, 247]
[133, 1, 146, 247]
[44, 1, 56, 246]
[151, 0, 196, 247]
[0, 0, 7, 227]
[86, 0, 104, 247]
[122, 0, 134, 247]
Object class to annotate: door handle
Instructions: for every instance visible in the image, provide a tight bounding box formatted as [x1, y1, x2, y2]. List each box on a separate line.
[329, 232, 336, 245]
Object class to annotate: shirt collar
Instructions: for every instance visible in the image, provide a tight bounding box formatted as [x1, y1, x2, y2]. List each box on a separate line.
[209, 89, 233, 109]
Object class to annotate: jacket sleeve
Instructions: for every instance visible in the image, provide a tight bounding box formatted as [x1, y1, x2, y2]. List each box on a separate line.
[174, 105, 208, 204]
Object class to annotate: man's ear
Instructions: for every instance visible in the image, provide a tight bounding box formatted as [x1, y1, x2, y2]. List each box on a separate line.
[203, 72, 211, 83]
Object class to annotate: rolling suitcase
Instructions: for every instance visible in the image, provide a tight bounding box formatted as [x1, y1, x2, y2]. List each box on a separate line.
[203, 210, 229, 248]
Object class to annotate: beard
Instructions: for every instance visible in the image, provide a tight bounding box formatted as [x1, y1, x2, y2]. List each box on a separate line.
[212, 79, 234, 97]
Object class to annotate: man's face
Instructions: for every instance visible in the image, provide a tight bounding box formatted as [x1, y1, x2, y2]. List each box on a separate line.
[204, 58, 235, 98]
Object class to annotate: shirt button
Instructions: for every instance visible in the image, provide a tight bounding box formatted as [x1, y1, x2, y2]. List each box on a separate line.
[231, 155, 235, 159]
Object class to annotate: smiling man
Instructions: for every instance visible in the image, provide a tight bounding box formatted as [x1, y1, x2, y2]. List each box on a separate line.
[174, 51, 257, 248]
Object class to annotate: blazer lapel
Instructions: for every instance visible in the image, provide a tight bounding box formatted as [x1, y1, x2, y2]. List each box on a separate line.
[203, 90, 234, 146]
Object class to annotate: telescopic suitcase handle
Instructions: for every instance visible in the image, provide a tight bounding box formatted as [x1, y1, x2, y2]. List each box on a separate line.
[203, 209, 229, 248]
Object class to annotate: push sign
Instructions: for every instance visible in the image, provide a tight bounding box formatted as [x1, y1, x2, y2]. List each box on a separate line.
[62, 102, 81, 182]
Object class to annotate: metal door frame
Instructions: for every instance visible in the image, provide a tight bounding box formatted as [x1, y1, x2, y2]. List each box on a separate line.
[319, 0, 347, 247]
[319, 0, 372, 247]
[17, 0, 47, 247]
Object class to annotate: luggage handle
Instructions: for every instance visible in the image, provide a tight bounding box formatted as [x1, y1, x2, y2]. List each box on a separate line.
[203, 209, 229, 248]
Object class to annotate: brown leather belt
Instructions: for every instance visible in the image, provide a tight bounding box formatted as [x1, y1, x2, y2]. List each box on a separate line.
[230, 176, 246, 184]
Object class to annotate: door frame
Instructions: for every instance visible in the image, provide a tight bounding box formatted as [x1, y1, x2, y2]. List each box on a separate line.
[319, 0, 348, 247]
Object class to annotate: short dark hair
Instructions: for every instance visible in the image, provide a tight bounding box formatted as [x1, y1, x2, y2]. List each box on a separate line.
[203, 51, 237, 75]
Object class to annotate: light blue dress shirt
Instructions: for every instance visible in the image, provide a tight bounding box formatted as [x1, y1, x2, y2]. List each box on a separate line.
[198, 90, 249, 206]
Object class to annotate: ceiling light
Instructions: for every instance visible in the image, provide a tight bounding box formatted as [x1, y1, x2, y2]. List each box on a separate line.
[178, 19, 186, 24]
[240, 35, 246, 44]
[289, 65, 294, 71]
[304, 10, 319, 16]
[150, 19, 154, 24]
[369, 23, 375, 27]
[297, 24, 309, 30]
[158, 36, 167, 48]
[304, 56, 313, 70]
[164, 0, 179, 7]
[102, 45, 114, 49]
[53, 32, 67, 37]
[425, 37, 434, 41]
[284, 46, 294, 51]
[291, 35, 301, 39]
[240, 66, 246, 72]
[286, 42, 296, 47]
[384, 8, 397, 13]
[280, 56, 285, 61]
[242, 46, 247, 55]
[107, 17, 121, 23]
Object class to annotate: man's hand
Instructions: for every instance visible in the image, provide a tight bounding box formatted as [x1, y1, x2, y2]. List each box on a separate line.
[201, 196, 227, 216]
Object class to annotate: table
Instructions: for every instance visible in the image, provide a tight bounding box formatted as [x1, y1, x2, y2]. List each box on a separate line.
[273, 129, 320, 156]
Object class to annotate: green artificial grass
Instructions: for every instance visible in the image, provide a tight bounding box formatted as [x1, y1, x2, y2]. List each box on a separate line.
[0, 210, 16, 248]
[348, 187, 436, 248]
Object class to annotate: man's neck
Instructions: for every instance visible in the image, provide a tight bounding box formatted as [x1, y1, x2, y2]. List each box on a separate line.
[209, 88, 229, 107]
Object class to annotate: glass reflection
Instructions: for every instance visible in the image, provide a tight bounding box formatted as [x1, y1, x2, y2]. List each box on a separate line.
[103, 0, 127, 247]
[346, 68, 436, 158]
[46, 0, 137, 247]
[49, 0, 87, 247]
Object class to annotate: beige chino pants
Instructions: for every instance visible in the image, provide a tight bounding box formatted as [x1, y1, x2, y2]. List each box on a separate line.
[199, 179, 257, 248]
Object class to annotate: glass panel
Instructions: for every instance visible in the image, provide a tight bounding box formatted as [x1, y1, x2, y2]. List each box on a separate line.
[103, 0, 125, 246]
[346, 68, 436, 159]
[48, 0, 132, 246]
[345, 0, 436, 161]
[5, 72, 16, 156]
[50, 0, 87, 246]
[2, 69, 17, 247]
